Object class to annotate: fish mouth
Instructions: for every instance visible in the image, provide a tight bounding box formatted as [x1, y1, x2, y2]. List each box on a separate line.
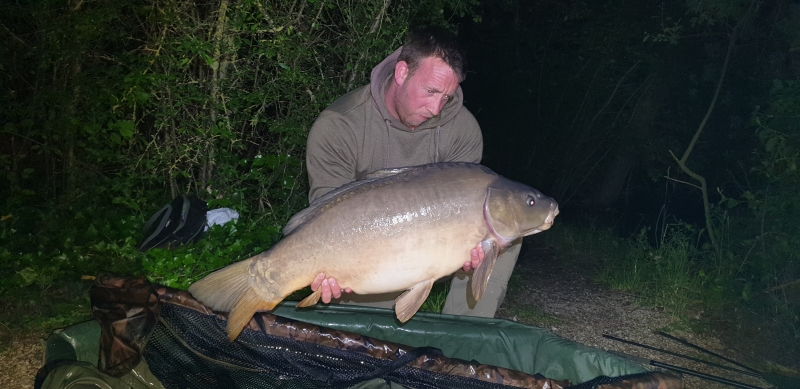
[524, 204, 559, 236]
[546, 205, 559, 224]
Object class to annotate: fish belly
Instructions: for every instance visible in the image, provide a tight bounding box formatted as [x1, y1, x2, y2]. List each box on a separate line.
[319, 220, 485, 295]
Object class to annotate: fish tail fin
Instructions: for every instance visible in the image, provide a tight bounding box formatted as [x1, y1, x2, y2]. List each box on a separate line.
[227, 288, 279, 341]
[188, 258, 280, 341]
[188, 259, 253, 312]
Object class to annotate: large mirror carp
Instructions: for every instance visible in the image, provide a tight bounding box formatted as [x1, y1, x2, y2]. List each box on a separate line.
[189, 162, 559, 341]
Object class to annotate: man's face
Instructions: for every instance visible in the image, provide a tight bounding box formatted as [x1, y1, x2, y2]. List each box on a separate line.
[391, 56, 460, 130]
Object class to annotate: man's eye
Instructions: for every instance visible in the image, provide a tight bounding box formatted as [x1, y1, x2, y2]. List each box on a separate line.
[443, 94, 451, 100]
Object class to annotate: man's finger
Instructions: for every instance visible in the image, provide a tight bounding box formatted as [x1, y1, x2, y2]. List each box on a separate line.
[328, 278, 342, 299]
[320, 279, 333, 304]
[473, 246, 485, 268]
[311, 273, 325, 292]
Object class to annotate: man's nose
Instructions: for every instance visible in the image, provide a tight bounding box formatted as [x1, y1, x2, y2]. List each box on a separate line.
[427, 98, 445, 116]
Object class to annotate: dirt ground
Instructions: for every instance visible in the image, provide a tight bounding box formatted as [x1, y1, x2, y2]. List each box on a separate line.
[0, 238, 789, 389]
[0, 334, 43, 389]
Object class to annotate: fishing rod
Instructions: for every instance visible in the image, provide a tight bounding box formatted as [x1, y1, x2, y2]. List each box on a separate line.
[655, 331, 761, 375]
[602, 333, 762, 379]
[608, 350, 766, 389]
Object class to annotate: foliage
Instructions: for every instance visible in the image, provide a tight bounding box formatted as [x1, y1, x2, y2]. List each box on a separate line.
[142, 218, 282, 289]
[0, 195, 142, 297]
[733, 77, 800, 339]
[0, 0, 479, 337]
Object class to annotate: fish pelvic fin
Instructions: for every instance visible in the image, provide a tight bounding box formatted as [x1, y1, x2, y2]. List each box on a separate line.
[296, 289, 321, 308]
[472, 239, 499, 301]
[227, 288, 280, 341]
[395, 279, 434, 323]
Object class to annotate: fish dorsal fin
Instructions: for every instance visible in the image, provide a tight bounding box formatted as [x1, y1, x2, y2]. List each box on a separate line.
[283, 167, 418, 236]
[283, 178, 382, 235]
[471, 239, 499, 301]
[365, 166, 416, 179]
[395, 279, 434, 323]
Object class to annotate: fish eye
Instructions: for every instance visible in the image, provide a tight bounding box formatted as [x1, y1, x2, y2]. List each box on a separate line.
[526, 195, 535, 206]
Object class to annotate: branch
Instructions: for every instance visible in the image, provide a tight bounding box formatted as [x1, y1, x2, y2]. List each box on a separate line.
[664, 175, 702, 190]
[668, 1, 755, 253]
[346, 0, 390, 90]
[578, 60, 640, 143]
[763, 279, 800, 294]
[678, 0, 753, 164]
[0, 23, 25, 45]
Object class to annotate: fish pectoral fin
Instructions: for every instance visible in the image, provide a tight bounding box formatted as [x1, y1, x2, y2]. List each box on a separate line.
[394, 280, 434, 323]
[472, 239, 499, 301]
[296, 289, 321, 308]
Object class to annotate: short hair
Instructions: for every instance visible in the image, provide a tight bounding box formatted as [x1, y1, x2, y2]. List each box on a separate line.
[398, 26, 466, 82]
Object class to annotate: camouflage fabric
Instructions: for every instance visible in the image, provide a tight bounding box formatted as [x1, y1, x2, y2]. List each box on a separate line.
[89, 274, 160, 377]
[594, 372, 683, 389]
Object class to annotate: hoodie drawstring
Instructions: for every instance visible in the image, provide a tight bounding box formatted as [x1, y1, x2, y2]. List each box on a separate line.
[385, 119, 392, 168]
[434, 126, 441, 162]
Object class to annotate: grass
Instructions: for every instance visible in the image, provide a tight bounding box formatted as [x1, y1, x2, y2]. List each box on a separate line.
[419, 279, 450, 313]
[534, 216, 799, 372]
[535, 220, 703, 319]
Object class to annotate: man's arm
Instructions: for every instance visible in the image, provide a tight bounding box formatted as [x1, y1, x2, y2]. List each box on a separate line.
[306, 112, 358, 202]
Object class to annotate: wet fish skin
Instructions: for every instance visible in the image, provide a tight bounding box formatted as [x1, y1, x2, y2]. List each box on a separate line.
[188, 163, 559, 341]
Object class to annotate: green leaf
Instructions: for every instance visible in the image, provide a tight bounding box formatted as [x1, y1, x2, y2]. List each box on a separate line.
[765, 136, 778, 152]
[282, 176, 295, 189]
[119, 121, 135, 138]
[18, 267, 39, 286]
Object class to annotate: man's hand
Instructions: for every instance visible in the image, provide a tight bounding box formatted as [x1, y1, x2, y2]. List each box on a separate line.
[462, 245, 485, 272]
[310, 273, 352, 304]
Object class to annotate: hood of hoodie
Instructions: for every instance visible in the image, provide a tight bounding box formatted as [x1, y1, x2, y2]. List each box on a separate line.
[370, 47, 465, 133]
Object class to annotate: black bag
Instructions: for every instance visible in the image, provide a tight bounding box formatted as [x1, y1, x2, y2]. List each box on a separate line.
[138, 194, 208, 251]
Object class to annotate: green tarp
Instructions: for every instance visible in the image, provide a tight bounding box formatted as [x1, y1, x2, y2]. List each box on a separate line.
[272, 303, 647, 384]
[41, 302, 646, 389]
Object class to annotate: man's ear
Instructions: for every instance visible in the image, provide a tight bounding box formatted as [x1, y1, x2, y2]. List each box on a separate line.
[394, 61, 409, 86]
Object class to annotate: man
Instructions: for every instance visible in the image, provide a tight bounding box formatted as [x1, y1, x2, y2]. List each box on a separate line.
[304, 26, 522, 317]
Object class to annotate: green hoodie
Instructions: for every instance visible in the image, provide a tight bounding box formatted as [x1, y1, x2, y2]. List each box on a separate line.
[306, 48, 484, 202]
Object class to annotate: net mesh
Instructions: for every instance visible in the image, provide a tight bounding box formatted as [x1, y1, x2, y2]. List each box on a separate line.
[145, 303, 522, 389]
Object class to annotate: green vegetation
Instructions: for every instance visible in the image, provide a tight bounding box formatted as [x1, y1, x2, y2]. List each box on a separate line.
[419, 280, 450, 313]
[0, 0, 478, 348]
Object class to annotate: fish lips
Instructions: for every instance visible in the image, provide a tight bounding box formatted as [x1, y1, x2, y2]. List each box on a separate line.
[522, 204, 560, 236]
